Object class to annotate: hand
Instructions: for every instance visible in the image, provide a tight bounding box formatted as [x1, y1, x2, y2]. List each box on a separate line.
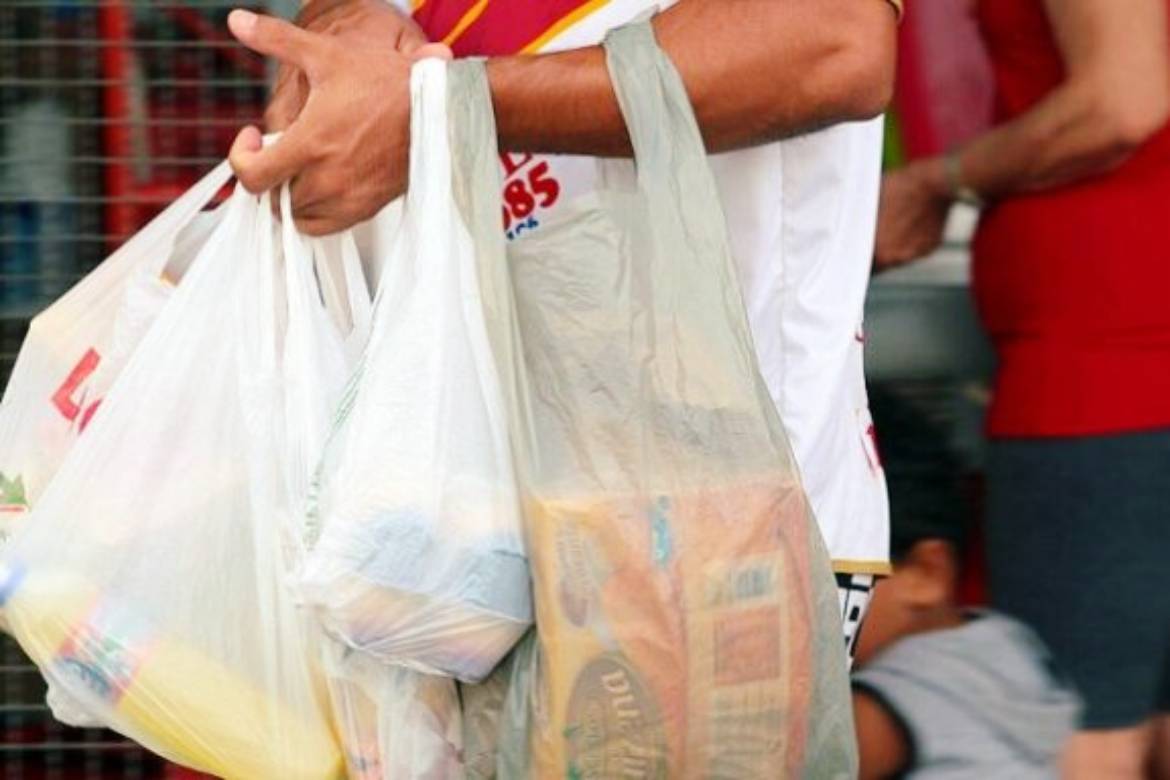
[265, 0, 430, 132]
[873, 157, 953, 272]
[227, 9, 450, 235]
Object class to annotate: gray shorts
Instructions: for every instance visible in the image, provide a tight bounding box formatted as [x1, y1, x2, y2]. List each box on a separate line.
[986, 429, 1170, 729]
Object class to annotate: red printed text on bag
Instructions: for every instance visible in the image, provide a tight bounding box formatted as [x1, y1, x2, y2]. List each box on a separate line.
[51, 349, 103, 433]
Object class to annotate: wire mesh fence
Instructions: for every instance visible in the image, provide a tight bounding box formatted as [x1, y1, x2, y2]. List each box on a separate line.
[0, 0, 291, 382]
[0, 2, 291, 775]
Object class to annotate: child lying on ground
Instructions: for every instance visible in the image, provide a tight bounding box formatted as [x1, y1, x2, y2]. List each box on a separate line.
[852, 390, 1081, 778]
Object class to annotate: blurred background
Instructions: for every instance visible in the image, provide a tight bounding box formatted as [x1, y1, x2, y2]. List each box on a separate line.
[0, 2, 291, 776]
[0, 0, 996, 776]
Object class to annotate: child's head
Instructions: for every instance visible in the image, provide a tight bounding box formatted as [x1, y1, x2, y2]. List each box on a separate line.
[853, 511, 966, 666]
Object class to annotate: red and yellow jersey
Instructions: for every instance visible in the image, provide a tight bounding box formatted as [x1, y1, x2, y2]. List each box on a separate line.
[411, 0, 901, 56]
[413, 0, 610, 55]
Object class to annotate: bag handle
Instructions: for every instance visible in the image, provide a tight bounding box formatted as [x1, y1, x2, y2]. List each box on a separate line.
[336, 233, 373, 340]
[602, 21, 792, 468]
[602, 21, 728, 236]
[252, 189, 280, 378]
[406, 58, 453, 223]
[308, 233, 373, 344]
[46, 159, 234, 320]
[446, 58, 536, 473]
[140, 159, 235, 278]
[280, 185, 347, 496]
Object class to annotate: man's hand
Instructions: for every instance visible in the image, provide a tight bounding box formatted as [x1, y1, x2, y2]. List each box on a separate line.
[227, 9, 448, 235]
[873, 158, 953, 272]
[265, 0, 429, 132]
[229, 0, 895, 236]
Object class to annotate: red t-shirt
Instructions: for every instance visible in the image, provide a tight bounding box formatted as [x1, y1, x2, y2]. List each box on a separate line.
[972, 0, 1170, 437]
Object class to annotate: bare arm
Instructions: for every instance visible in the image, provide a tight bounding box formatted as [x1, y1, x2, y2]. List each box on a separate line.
[956, 0, 1170, 199]
[853, 689, 911, 780]
[226, 0, 898, 233]
[487, 0, 898, 156]
[874, 0, 1170, 268]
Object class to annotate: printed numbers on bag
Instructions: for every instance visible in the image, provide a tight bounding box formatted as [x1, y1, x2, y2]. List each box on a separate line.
[500, 154, 561, 238]
[504, 179, 536, 220]
[52, 348, 103, 433]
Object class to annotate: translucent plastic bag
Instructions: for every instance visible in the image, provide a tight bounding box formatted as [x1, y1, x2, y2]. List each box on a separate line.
[0, 170, 371, 778]
[298, 58, 531, 685]
[471, 23, 857, 778]
[323, 640, 465, 780]
[0, 162, 232, 542]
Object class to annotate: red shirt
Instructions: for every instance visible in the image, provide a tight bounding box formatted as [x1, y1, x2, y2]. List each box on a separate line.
[972, 0, 1170, 437]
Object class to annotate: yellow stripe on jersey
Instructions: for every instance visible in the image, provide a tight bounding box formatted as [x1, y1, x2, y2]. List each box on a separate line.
[442, 0, 492, 46]
[832, 559, 894, 576]
[520, 0, 611, 54]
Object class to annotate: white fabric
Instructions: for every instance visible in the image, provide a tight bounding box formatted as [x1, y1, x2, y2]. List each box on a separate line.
[390, 0, 890, 569]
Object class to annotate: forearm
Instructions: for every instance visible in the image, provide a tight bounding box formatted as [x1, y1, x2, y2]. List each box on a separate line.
[955, 0, 1169, 201]
[957, 84, 1159, 201]
[486, 0, 898, 156]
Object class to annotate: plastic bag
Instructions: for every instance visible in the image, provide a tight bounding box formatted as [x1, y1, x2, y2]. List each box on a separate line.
[0, 169, 370, 778]
[297, 58, 531, 685]
[0, 162, 232, 542]
[468, 23, 857, 777]
[323, 640, 465, 780]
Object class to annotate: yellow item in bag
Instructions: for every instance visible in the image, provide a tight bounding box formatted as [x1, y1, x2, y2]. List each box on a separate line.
[3, 568, 343, 780]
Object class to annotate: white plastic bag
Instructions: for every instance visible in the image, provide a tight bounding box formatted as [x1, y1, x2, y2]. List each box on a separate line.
[0, 171, 366, 779]
[0, 162, 232, 541]
[323, 640, 465, 780]
[297, 58, 531, 685]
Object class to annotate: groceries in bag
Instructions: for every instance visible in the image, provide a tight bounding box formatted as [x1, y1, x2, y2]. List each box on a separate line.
[467, 23, 856, 777]
[0, 162, 232, 541]
[0, 175, 361, 779]
[298, 57, 532, 685]
[521, 482, 820, 776]
[323, 640, 464, 780]
[0, 566, 340, 780]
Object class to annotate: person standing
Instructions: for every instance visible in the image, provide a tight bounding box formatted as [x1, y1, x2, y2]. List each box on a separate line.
[235, 0, 901, 659]
[875, 0, 1170, 775]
